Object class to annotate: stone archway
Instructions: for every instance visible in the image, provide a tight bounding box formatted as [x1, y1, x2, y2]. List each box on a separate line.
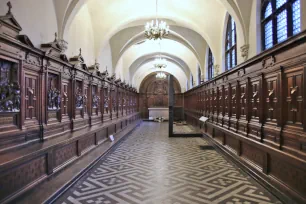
[138, 73, 182, 119]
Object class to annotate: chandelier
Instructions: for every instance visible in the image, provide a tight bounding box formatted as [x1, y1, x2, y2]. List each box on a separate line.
[156, 72, 167, 79]
[154, 57, 167, 69]
[154, 41, 167, 69]
[144, 0, 169, 40]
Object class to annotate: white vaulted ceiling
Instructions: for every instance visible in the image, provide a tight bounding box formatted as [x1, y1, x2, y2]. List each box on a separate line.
[0, 0, 258, 91]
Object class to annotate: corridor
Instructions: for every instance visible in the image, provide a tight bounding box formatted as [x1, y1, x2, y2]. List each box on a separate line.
[55, 122, 281, 204]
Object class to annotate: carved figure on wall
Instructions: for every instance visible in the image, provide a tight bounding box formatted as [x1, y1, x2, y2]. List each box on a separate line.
[92, 95, 100, 108]
[104, 89, 110, 113]
[123, 96, 126, 107]
[75, 87, 83, 108]
[153, 80, 167, 95]
[48, 87, 61, 110]
[0, 82, 21, 112]
[112, 98, 116, 112]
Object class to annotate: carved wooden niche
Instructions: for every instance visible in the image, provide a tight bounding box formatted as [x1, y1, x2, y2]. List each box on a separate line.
[284, 68, 304, 127]
[217, 86, 223, 126]
[229, 82, 239, 132]
[219, 86, 224, 115]
[75, 80, 83, 118]
[123, 91, 127, 115]
[102, 82, 111, 121]
[0, 58, 20, 131]
[47, 73, 60, 123]
[250, 76, 261, 121]
[223, 84, 231, 129]
[61, 68, 70, 122]
[248, 76, 262, 141]
[238, 79, 249, 136]
[213, 87, 218, 119]
[209, 89, 213, 116]
[24, 69, 38, 124]
[264, 74, 278, 124]
[204, 90, 208, 116]
[118, 90, 122, 116]
[83, 80, 89, 119]
[110, 84, 117, 118]
[239, 81, 248, 120]
[92, 85, 99, 115]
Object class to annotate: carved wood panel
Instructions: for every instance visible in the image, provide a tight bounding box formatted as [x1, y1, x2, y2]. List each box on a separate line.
[25, 74, 38, 121]
[83, 84, 88, 116]
[0, 156, 46, 201]
[54, 142, 77, 167]
[264, 75, 278, 123]
[285, 69, 304, 126]
[250, 77, 261, 121]
[240, 81, 247, 119]
[62, 82, 69, 117]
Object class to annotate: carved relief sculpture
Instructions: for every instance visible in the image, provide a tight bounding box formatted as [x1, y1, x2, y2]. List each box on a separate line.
[92, 95, 99, 109]
[0, 60, 20, 112]
[0, 82, 20, 112]
[47, 87, 61, 110]
[75, 87, 83, 109]
[104, 89, 110, 114]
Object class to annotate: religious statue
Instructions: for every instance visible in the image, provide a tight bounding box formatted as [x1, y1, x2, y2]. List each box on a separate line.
[92, 95, 100, 108]
[0, 82, 21, 112]
[47, 87, 61, 110]
[75, 88, 84, 108]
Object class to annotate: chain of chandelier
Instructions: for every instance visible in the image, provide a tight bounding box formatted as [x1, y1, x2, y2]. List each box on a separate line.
[144, 0, 169, 78]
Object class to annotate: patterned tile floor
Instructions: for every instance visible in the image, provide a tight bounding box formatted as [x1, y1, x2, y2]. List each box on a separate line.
[55, 122, 281, 204]
[173, 124, 201, 134]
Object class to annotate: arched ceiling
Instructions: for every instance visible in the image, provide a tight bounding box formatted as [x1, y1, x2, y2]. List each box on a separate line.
[128, 54, 191, 81]
[52, 0, 254, 91]
[133, 61, 187, 93]
[115, 39, 198, 85]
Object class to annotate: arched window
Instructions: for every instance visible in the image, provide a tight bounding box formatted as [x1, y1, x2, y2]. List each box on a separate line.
[225, 15, 237, 70]
[208, 48, 214, 80]
[262, 0, 301, 50]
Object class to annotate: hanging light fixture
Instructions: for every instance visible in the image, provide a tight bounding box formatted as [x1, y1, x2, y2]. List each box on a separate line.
[154, 57, 167, 69]
[156, 72, 167, 79]
[154, 41, 167, 69]
[145, 0, 169, 40]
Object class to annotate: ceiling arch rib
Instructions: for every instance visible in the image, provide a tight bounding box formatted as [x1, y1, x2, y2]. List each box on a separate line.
[117, 28, 202, 69]
[133, 61, 187, 92]
[128, 53, 191, 82]
[116, 39, 199, 83]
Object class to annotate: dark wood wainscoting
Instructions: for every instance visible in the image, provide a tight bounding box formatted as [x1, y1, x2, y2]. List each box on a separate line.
[184, 30, 306, 204]
[0, 7, 141, 203]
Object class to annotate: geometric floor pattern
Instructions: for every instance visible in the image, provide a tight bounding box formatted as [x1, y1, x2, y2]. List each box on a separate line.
[173, 124, 201, 134]
[55, 122, 282, 204]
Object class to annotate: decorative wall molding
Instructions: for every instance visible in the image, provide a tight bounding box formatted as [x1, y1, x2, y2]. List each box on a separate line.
[241, 44, 249, 61]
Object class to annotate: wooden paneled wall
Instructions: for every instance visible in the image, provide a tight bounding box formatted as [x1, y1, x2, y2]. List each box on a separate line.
[184, 30, 306, 203]
[0, 6, 141, 203]
[0, 9, 139, 152]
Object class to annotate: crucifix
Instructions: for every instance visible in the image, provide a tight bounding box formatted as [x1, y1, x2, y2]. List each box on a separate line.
[7, 2, 12, 14]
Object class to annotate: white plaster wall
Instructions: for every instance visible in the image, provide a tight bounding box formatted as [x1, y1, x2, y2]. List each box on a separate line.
[249, 0, 262, 58]
[0, 0, 58, 48]
[66, 4, 95, 66]
[97, 41, 113, 74]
